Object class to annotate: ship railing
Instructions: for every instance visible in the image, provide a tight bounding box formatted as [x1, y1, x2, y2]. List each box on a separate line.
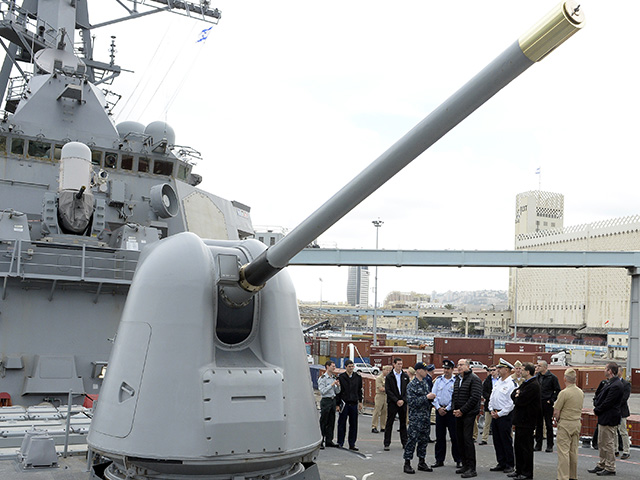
[4, 73, 31, 112]
[0, 1, 59, 50]
[0, 238, 140, 286]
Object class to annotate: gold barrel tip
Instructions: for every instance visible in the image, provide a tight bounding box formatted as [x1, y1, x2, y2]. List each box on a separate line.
[518, 1, 585, 63]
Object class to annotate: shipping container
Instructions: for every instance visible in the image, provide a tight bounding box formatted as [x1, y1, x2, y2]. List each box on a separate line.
[370, 354, 394, 368]
[319, 339, 331, 356]
[434, 337, 494, 355]
[576, 367, 606, 392]
[505, 342, 546, 353]
[385, 339, 408, 347]
[547, 366, 568, 390]
[352, 333, 387, 341]
[628, 415, 640, 447]
[362, 374, 376, 407]
[580, 410, 597, 437]
[371, 346, 394, 354]
[309, 364, 323, 389]
[632, 368, 640, 393]
[431, 353, 494, 370]
[329, 339, 372, 359]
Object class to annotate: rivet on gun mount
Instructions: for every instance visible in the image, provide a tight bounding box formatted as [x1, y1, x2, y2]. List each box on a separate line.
[237, 1, 585, 295]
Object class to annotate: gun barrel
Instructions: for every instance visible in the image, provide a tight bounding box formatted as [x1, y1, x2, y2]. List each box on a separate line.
[241, 1, 584, 291]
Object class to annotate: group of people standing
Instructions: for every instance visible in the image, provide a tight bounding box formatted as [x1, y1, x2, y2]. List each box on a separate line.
[317, 357, 631, 479]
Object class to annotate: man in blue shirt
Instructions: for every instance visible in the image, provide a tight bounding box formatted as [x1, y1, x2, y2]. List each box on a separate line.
[431, 359, 461, 469]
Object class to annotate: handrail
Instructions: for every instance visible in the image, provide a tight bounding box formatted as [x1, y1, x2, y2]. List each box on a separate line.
[0, 238, 140, 285]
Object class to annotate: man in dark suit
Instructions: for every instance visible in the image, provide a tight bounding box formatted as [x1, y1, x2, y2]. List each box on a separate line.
[384, 357, 410, 451]
[453, 358, 482, 478]
[588, 362, 624, 476]
[336, 360, 363, 451]
[510, 362, 541, 480]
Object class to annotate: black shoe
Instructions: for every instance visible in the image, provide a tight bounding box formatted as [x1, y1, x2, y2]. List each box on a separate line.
[489, 465, 505, 471]
[588, 466, 604, 473]
[432, 461, 445, 468]
[534, 445, 542, 452]
[507, 472, 519, 478]
[384, 445, 390, 451]
[596, 471, 615, 477]
[513, 476, 532, 480]
[461, 472, 477, 478]
[380, 428, 385, 432]
[479, 441, 488, 445]
[503, 467, 515, 474]
[545, 447, 553, 453]
[621, 453, 630, 460]
[319, 443, 325, 449]
[418, 459, 432, 472]
[615, 451, 619, 457]
[456, 462, 463, 469]
[455, 467, 467, 474]
[325, 441, 337, 448]
[349, 446, 359, 451]
[404, 461, 416, 474]
[372, 427, 379, 433]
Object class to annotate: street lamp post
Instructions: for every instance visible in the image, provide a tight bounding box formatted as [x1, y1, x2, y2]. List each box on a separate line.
[372, 219, 383, 347]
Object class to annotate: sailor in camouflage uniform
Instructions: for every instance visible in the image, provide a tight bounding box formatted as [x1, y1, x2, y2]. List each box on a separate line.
[403, 362, 436, 474]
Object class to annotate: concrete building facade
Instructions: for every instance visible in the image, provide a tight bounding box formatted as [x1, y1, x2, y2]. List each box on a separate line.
[509, 190, 637, 346]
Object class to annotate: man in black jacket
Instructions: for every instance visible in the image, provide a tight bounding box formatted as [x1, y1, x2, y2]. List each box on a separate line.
[511, 362, 541, 480]
[588, 362, 624, 476]
[534, 360, 561, 453]
[384, 357, 410, 451]
[336, 360, 363, 451]
[453, 358, 482, 478]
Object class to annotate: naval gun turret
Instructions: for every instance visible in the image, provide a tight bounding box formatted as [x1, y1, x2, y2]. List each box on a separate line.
[87, 3, 584, 479]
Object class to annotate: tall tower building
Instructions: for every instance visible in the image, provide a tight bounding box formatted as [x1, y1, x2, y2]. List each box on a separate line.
[514, 190, 564, 237]
[347, 266, 370, 306]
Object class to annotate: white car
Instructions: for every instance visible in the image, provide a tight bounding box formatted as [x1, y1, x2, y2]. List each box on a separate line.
[353, 363, 380, 375]
[470, 360, 487, 370]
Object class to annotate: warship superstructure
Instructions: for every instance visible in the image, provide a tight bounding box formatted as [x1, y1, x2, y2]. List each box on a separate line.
[0, 0, 252, 409]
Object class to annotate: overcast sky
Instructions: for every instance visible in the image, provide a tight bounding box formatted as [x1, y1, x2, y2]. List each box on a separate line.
[92, 1, 639, 304]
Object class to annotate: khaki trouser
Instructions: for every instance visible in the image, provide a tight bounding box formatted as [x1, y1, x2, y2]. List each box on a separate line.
[556, 419, 580, 480]
[596, 424, 617, 472]
[617, 417, 630, 455]
[372, 393, 387, 429]
[482, 411, 492, 442]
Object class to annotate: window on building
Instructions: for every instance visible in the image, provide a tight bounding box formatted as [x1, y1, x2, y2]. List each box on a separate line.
[177, 163, 189, 181]
[10, 138, 24, 155]
[153, 159, 173, 176]
[0, 136, 7, 153]
[121, 154, 133, 170]
[27, 140, 51, 159]
[91, 150, 102, 166]
[138, 157, 150, 173]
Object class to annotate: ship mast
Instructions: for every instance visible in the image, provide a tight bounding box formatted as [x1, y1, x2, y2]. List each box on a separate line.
[0, 0, 220, 110]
